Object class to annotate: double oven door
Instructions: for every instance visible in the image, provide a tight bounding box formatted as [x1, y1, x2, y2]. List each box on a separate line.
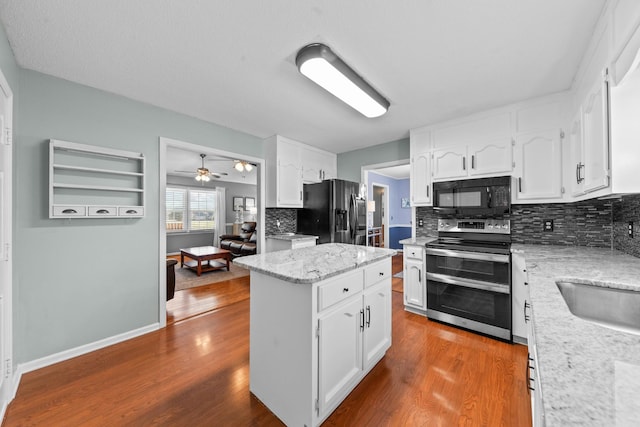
[425, 246, 511, 340]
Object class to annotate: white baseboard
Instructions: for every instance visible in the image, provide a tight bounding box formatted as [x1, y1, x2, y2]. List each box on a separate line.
[18, 322, 160, 375]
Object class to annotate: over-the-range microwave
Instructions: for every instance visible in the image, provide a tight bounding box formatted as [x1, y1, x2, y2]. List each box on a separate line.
[432, 175, 511, 216]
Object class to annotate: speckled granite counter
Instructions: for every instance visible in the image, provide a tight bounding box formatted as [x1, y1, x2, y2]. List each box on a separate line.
[513, 244, 640, 426]
[399, 236, 437, 246]
[266, 233, 318, 242]
[234, 243, 397, 284]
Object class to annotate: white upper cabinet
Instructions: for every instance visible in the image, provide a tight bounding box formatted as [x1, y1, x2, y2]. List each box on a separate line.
[568, 111, 585, 197]
[409, 128, 432, 206]
[430, 112, 513, 182]
[264, 135, 303, 208]
[512, 129, 563, 201]
[468, 138, 513, 177]
[302, 147, 336, 183]
[265, 135, 337, 208]
[432, 138, 512, 181]
[580, 71, 610, 194]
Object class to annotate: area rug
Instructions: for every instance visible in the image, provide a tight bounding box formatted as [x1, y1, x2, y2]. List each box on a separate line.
[173, 260, 250, 291]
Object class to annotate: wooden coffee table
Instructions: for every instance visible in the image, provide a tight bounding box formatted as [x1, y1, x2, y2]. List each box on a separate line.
[180, 246, 232, 276]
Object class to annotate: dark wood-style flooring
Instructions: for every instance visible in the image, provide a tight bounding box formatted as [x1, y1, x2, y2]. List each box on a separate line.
[3, 253, 530, 426]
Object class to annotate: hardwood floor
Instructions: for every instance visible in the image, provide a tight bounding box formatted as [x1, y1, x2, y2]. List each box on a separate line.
[3, 253, 530, 426]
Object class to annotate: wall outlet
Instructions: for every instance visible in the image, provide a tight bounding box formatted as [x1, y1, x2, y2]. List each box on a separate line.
[629, 221, 634, 238]
[543, 219, 554, 232]
[418, 218, 424, 227]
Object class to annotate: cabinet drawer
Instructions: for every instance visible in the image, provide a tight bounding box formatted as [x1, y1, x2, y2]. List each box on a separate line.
[52, 205, 86, 217]
[118, 206, 144, 217]
[318, 270, 363, 312]
[364, 259, 392, 288]
[405, 246, 423, 260]
[88, 206, 117, 216]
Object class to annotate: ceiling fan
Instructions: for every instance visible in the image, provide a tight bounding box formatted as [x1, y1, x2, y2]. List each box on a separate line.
[206, 158, 258, 174]
[175, 153, 228, 182]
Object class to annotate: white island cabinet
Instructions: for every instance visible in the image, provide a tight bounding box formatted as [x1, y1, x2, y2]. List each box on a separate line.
[234, 243, 396, 427]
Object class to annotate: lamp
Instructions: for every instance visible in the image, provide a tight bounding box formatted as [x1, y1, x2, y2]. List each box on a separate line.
[295, 43, 390, 118]
[234, 160, 254, 173]
[367, 201, 376, 212]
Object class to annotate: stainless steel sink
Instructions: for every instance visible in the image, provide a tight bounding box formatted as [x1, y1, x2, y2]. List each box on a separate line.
[556, 280, 640, 335]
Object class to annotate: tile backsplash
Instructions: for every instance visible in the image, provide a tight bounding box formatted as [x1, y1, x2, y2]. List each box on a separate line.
[415, 196, 640, 255]
[612, 194, 640, 258]
[265, 208, 297, 235]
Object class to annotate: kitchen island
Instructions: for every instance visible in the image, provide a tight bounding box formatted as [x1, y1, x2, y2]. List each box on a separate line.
[234, 243, 396, 426]
[513, 245, 640, 426]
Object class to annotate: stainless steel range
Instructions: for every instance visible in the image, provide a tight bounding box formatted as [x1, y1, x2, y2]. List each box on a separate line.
[426, 218, 512, 341]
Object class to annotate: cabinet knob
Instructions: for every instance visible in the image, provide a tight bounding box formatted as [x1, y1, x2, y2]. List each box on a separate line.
[342, 288, 349, 293]
[379, 272, 384, 276]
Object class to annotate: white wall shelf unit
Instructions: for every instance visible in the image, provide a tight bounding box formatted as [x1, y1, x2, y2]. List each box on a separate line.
[49, 139, 145, 218]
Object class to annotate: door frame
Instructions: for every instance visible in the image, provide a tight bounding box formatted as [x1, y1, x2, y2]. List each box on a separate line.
[0, 66, 14, 415]
[158, 137, 265, 327]
[370, 182, 389, 248]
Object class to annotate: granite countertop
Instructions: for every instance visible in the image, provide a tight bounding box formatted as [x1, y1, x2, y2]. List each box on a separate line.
[266, 233, 318, 241]
[513, 244, 640, 426]
[399, 236, 437, 246]
[234, 243, 397, 284]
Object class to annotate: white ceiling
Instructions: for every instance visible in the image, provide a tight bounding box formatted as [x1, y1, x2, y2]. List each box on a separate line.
[370, 165, 410, 180]
[0, 0, 606, 154]
[166, 146, 257, 185]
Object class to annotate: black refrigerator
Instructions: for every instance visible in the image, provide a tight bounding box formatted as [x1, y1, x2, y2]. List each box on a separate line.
[297, 179, 367, 245]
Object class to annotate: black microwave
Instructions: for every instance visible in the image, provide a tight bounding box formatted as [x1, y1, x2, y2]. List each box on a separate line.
[432, 176, 511, 216]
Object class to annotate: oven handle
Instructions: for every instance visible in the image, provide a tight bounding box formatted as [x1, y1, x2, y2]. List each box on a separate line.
[426, 272, 511, 294]
[426, 248, 510, 263]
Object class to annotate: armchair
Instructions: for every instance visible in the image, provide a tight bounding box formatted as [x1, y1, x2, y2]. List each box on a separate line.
[219, 221, 257, 257]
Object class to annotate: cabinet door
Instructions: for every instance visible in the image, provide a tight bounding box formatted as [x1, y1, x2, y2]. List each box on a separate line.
[581, 74, 610, 193]
[468, 137, 512, 177]
[511, 252, 529, 342]
[568, 112, 584, 197]
[432, 145, 467, 181]
[513, 130, 563, 201]
[318, 297, 363, 415]
[404, 257, 425, 310]
[410, 150, 432, 205]
[302, 148, 323, 183]
[363, 281, 391, 370]
[277, 140, 303, 207]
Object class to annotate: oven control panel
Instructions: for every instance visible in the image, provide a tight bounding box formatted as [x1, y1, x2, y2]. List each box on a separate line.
[437, 219, 510, 234]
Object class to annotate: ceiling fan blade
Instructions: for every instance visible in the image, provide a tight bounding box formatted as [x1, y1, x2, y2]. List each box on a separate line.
[174, 170, 196, 174]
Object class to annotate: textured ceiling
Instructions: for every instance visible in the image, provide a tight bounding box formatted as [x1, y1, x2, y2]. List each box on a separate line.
[0, 0, 606, 154]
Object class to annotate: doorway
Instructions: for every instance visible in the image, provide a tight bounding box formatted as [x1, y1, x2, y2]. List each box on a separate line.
[361, 159, 411, 250]
[158, 137, 265, 327]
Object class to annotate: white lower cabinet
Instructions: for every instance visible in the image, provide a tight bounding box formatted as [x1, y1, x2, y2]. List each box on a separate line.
[249, 258, 392, 427]
[511, 252, 529, 343]
[318, 297, 363, 414]
[402, 244, 426, 315]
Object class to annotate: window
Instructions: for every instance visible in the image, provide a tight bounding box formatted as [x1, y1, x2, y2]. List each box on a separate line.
[166, 187, 217, 232]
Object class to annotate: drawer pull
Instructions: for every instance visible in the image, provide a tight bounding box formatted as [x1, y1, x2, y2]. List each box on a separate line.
[125, 209, 138, 214]
[62, 208, 77, 214]
[96, 209, 110, 214]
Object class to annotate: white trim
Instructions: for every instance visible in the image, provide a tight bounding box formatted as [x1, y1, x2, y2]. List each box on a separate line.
[18, 323, 159, 374]
[0, 368, 21, 421]
[389, 224, 412, 228]
[158, 137, 266, 327]
[371, 182, 390, 248]
[360, 159, 409, 183]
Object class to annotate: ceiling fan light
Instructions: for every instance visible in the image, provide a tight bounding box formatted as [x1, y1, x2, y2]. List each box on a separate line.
[245, 163, 253, 172]
[296, 43, 389, 118]
[195, 175, 202, 181]
[235, 162, 244, 172]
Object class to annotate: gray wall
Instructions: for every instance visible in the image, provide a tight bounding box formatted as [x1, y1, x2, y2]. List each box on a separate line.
[13, 64, 262, 364]
[165, 175, 257, 253]
[337, 138, 409, 182]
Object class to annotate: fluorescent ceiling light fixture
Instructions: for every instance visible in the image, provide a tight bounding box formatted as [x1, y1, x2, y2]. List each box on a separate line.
[296, 43, 389, 118]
